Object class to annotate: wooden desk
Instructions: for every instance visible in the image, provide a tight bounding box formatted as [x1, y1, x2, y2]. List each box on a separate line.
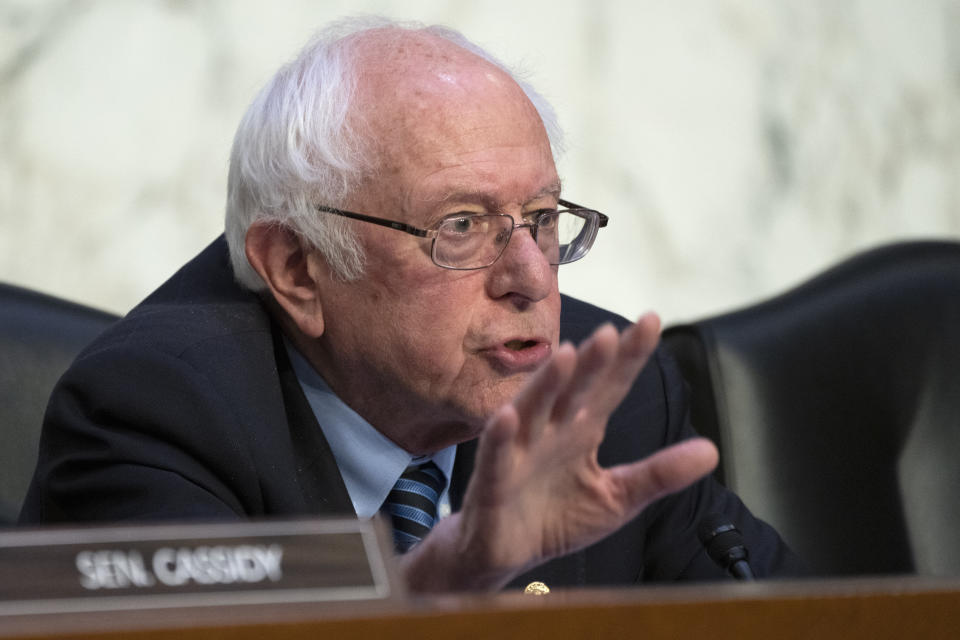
[2, 575, 957, 639]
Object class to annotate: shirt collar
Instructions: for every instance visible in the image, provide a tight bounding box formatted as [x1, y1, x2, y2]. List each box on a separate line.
[283, 338, 455, 519]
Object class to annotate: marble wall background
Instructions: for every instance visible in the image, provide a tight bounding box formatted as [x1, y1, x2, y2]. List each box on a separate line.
[2, 0, 959, 324]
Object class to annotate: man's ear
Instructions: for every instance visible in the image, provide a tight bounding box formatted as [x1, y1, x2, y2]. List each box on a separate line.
[245, 222, 327, 338]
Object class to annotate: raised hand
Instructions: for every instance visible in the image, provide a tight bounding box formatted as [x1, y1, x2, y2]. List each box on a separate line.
[401, 313, 718, 592]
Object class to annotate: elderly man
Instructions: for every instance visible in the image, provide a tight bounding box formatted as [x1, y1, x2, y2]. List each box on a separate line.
[21, 18, 803, 591]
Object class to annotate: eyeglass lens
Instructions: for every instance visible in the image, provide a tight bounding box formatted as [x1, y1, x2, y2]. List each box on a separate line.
[432, 211, 597, 269]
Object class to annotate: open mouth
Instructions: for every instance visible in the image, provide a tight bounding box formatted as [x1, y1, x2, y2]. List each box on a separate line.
[504, 339, 538, 351]
[483, 338, 551, 372]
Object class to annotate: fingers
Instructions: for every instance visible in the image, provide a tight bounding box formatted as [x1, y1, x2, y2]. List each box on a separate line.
[470, 404, 521, 507]
[511, 342, 577, 444]
[610, 437, 719, 511]
[506, 312, 661, 445]
[553, 312, 661, 426]
[589, 312, 661, 417]
[550, 323, 619, 424]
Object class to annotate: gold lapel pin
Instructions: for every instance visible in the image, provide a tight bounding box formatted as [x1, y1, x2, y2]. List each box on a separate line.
[523, 581, 550, 595]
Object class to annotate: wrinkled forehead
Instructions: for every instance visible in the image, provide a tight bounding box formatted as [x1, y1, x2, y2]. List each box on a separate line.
[348, 30, 546, 153]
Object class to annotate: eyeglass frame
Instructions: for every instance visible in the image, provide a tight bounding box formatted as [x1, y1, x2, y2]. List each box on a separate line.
[315, 198, 609, 270]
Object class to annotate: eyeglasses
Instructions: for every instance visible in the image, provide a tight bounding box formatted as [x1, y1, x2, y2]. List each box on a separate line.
[315, 199, 608, 270]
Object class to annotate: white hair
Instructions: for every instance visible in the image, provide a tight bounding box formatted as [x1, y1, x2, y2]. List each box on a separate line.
[225, 16, 565, 290]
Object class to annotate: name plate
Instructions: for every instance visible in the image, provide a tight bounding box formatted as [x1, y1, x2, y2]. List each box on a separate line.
[0, 518, 397, 616]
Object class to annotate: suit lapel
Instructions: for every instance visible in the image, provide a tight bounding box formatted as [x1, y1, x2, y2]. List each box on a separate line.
[272, 326, 354, 516]
[449, 438, 477, 512]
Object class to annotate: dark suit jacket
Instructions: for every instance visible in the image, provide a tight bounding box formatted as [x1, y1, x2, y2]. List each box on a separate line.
[20, 236, 805, 586]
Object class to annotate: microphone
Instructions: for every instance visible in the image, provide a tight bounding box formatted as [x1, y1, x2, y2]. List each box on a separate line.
[698, 513, 755, 580]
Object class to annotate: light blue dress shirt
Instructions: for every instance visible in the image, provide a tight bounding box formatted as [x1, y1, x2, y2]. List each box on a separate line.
[284, 339, 456, 520]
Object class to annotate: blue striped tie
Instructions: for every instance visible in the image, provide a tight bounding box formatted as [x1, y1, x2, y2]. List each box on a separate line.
[382, 461, 446, 553]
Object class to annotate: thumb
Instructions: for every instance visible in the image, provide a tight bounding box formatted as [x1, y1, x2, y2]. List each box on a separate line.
[610, 437, 719, 511]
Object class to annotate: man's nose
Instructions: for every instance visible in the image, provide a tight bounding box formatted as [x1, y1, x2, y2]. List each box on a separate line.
[485, 222, 555, 304]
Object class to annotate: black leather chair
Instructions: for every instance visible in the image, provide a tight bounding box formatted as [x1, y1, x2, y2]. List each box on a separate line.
[0, 284, 118, 524]
[661, 240, 960, 577]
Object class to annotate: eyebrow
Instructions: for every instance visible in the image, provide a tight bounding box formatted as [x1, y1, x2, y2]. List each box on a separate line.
[429, 180, 564, 211]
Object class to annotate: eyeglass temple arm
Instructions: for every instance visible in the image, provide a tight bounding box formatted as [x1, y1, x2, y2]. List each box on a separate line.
[316, 205, 431, 237]
[558, 199, 609, 228]
[318, 202, 607, 233]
